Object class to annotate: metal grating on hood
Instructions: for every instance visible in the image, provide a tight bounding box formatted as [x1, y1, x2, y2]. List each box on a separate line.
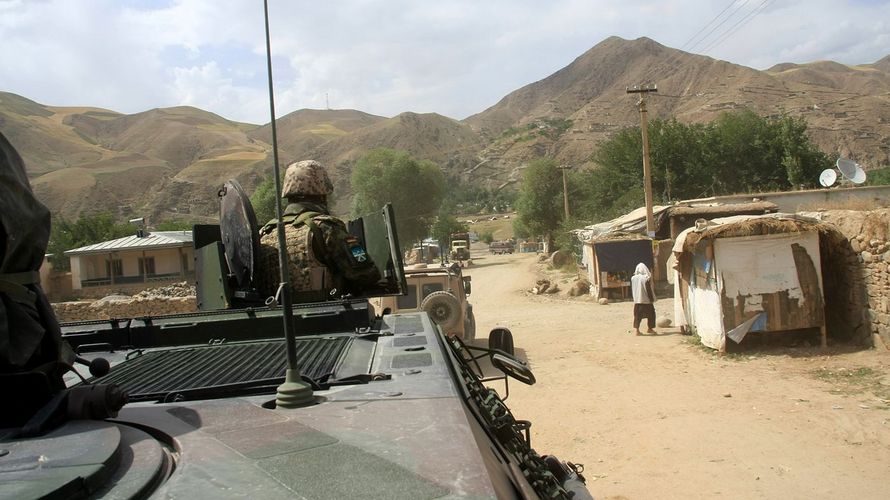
[95, 337, 353, 402]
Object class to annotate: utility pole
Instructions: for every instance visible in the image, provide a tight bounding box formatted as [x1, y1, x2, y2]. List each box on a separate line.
[557, 164, 572, 220]
[626, 83, 657, 237]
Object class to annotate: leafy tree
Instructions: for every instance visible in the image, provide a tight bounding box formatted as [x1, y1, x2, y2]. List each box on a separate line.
[480, 231, 494, 245]
[48, 214, 133, 271]
[580, 110, 833, 224]
[514, 158, 564, 246]
[250, 173, 281, 224]
[866, 167, 890, 186]
[351, 148, 445, 248]
[776, 115, 833, 188]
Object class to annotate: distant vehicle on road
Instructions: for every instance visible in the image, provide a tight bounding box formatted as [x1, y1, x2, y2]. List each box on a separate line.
[489, 240, 515, 254]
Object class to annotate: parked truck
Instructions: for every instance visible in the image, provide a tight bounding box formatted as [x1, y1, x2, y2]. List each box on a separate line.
[450, 231, 471, 261]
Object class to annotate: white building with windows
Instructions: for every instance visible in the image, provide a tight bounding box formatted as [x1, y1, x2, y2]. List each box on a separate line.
[65, 231, 194, 295]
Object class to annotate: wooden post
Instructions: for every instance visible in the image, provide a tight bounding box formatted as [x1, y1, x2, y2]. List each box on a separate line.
[626, 84, 658, 237]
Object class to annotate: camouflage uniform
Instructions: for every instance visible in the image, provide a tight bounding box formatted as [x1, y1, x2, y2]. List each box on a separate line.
[255, 161, 380, 301]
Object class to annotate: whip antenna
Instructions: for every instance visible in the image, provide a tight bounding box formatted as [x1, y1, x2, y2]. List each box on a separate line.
[263, 0, 313, 408]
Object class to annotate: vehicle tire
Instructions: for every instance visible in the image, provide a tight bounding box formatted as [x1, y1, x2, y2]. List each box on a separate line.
[488, 327, 514, 355]
[464, 307, 476, 342]
[421, 291, 461, 331]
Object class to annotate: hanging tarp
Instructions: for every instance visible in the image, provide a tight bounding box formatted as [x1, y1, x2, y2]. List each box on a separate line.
[593, 239, 653, 273]
[672, 214, 827, 351]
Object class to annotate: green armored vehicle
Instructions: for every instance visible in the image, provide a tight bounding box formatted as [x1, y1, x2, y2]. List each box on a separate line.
[1, 179, 590, 499]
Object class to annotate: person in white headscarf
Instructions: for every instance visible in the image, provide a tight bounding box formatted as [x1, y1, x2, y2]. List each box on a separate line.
[630, 262, 656, 335]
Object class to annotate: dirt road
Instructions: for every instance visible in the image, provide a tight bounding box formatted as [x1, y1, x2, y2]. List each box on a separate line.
[464, 245, 890, 500]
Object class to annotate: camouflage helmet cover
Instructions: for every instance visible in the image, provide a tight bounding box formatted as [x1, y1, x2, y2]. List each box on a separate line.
[281, 160, 333, 198]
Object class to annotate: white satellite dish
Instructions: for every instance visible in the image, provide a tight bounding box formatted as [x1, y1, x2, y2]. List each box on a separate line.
[851, 165, 867, 184]
[819, 168, 837, 187]
[836, 158, 859, 181]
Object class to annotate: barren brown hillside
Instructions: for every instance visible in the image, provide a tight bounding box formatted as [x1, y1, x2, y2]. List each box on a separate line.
[249, 108, 385, 159]
[464, 37, 890, 189]
[305, 111, 483, 194]
[2, 36, 888, 222]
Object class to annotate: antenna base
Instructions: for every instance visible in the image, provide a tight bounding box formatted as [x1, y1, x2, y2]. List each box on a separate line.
[275, 369, 314, 409]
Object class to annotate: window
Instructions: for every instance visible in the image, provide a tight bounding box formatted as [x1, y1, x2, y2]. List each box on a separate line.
[138, 257, 156, 276]
[105, 259, 123, 277]
[421, 283, 443, 300]
[396, 285, 417, 309]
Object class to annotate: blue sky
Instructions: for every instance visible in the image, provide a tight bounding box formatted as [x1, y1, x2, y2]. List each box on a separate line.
[1, 0, 888, 124]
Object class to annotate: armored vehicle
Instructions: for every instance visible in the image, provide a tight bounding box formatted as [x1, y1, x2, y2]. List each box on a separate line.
[374, 262, 476, 341]
[1, 180, 590, 499]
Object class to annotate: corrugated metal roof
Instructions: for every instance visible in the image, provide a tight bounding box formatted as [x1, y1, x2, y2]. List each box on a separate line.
[65, 231, 193, 256]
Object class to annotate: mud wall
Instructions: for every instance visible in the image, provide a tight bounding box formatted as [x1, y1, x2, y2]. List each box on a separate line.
[819, 209, 890, 349]
[687, 185, 890, 213]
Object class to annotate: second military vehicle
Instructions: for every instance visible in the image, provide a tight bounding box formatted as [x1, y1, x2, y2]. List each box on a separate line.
[374, 261, 476, 341]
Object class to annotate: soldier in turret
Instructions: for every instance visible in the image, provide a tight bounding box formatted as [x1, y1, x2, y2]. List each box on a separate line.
[256, 160, 380, 302]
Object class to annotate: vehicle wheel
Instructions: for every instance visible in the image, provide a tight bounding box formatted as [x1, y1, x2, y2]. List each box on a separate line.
[421, 291, 461, 331]
[464, 307, 476, 342]
[488, 327, 514, 355]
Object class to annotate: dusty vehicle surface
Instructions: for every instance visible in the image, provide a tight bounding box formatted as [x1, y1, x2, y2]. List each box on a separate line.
[374, 262, 476, 341]
[2, 181, 589, 499]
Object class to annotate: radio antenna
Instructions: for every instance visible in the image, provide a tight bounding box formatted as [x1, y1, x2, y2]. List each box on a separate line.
[264, 0, 313, 408]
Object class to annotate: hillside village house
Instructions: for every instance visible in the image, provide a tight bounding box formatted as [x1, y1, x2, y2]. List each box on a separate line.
[65, 231, 194, 296]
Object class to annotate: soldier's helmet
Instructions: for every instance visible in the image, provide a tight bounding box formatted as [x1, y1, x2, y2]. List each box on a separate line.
[281, 160, 334, 198]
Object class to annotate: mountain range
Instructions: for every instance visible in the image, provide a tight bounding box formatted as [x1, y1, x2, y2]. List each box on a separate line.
[2, 36, 888, 222]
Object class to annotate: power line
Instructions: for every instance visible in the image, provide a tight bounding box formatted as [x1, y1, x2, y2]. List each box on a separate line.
[637, 0, 772, 97]
[686, 0, 750, 54]
[639, 1, 745, 86]
[700, 0, 772, 54]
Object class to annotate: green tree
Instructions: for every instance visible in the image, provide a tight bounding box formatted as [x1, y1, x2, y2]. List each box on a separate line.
[776, 115, 833, 188]
[514, 158, 563, 246]
[866, 167, 890, 186]
[351, 148, 445, 248]
[47, 214, 133, 271]
[579, 109, 833, 224]
[250, 174, 281, 224]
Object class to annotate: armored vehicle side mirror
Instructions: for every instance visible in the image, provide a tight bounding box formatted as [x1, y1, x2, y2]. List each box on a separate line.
[488, 327, 514, 355]
[462, 276, 471, 296]
[491, 351, 536, 386]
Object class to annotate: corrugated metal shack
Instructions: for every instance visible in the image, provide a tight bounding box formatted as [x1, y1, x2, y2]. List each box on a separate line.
[671, 214, 829, 351]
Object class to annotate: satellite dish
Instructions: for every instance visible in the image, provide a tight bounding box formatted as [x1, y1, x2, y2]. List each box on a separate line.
[819, 169, 837, 187]
[851, 165, 867, 184]
[836, 158, 859, 181]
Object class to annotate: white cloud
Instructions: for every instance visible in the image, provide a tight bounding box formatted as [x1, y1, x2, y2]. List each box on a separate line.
[1, 0, 888, 124]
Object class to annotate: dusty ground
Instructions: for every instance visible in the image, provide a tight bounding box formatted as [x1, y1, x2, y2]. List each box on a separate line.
[464, 244, 890, 500]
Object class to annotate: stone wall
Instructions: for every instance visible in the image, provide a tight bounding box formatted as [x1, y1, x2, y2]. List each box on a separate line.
[819, 209, 890, 349]
[73, 277, 192, 300]
[53, 296, 197, 323]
